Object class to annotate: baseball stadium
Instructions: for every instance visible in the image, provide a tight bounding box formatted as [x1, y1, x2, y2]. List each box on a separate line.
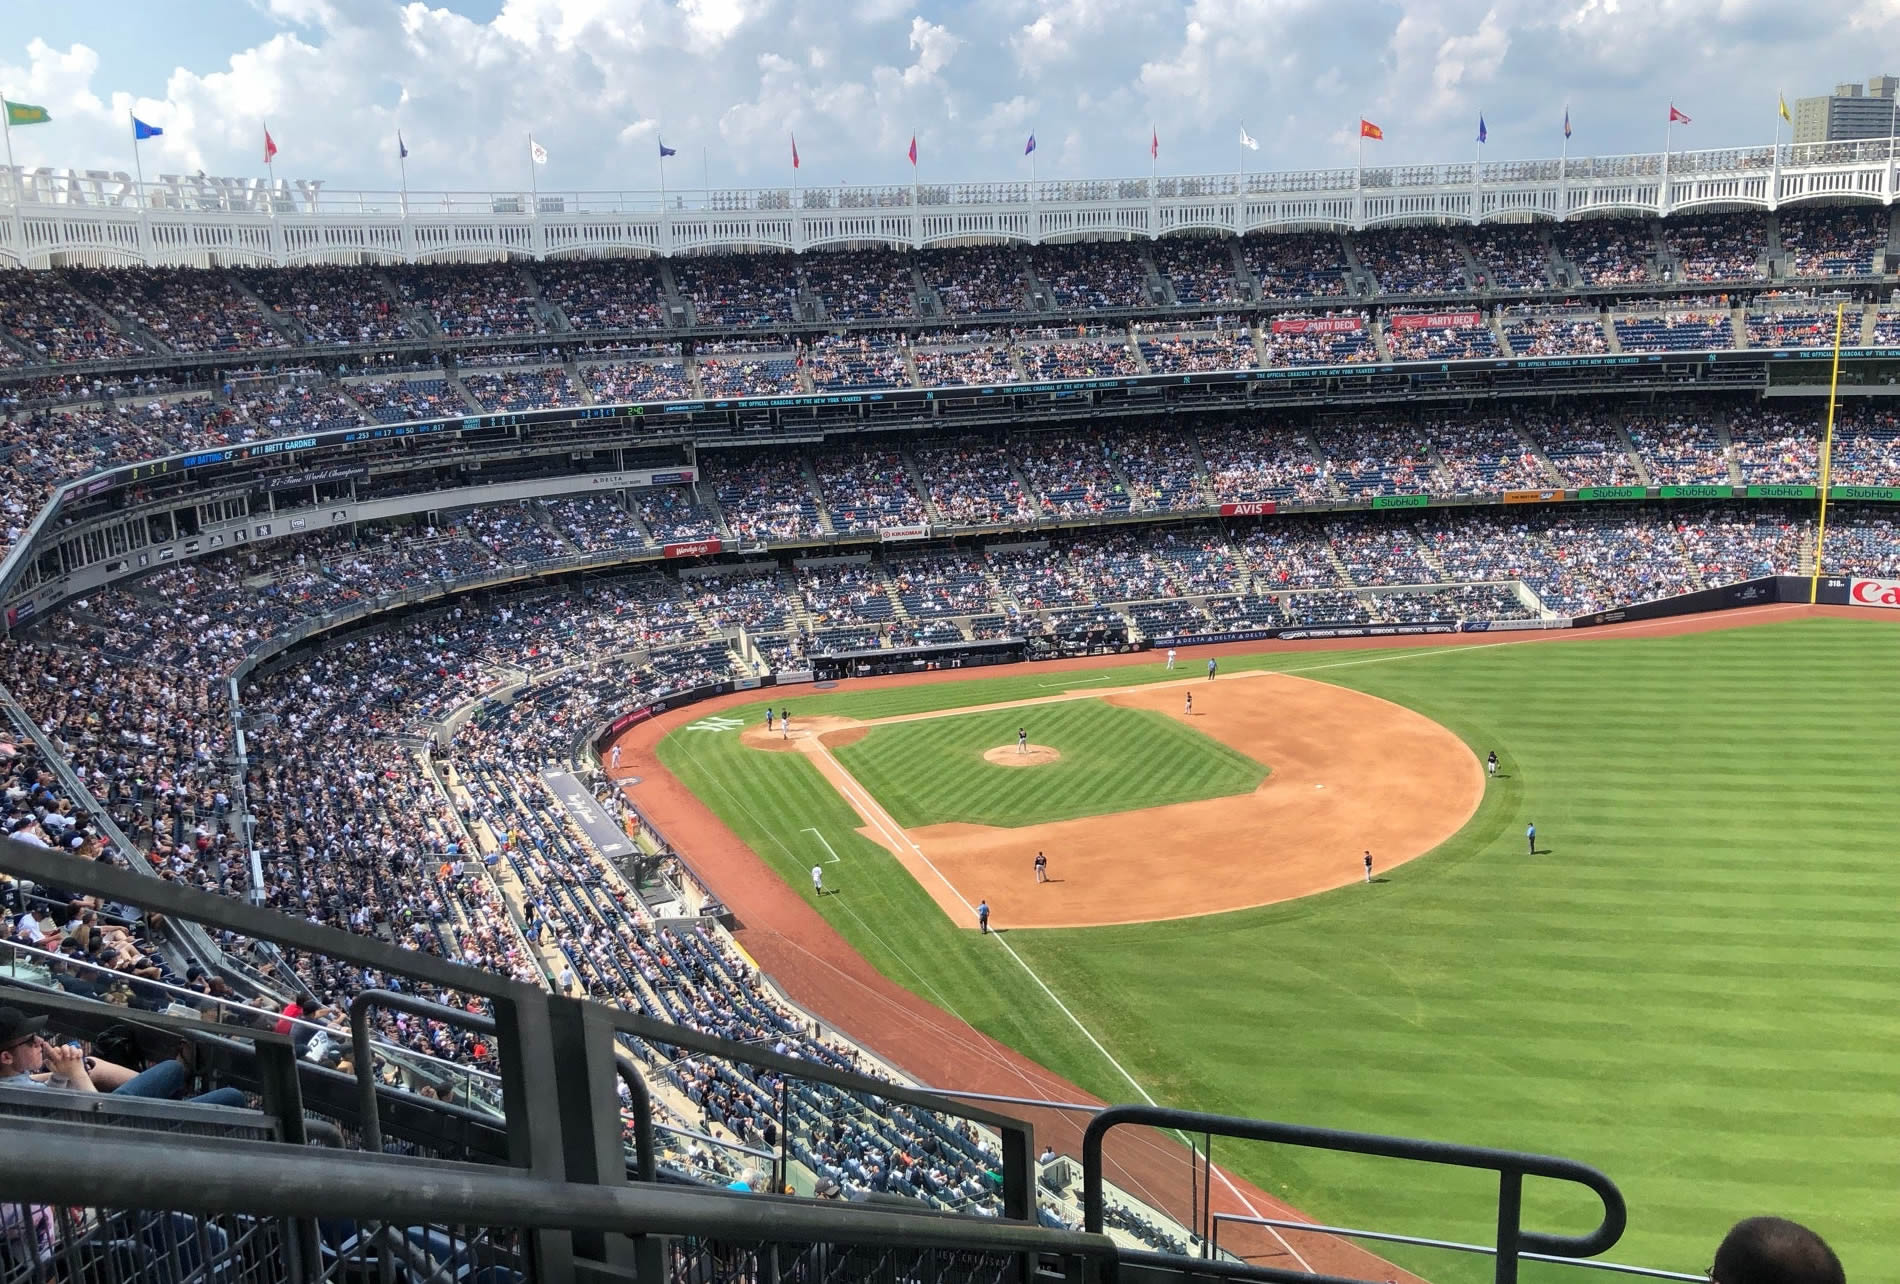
[0, 76, 1896, 1284]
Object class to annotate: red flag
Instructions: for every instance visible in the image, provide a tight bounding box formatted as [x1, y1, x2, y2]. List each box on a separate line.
[263, 128, 278, 164]
[1360, 119, 1384, 140]
[907, 135, 917, 166]
[1669, 104, 1691, 124]
[791, 133, 800, 170]
[1150, 126, 1159, 160]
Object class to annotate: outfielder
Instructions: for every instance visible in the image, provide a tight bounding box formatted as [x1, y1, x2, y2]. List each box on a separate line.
[609, 743, 621, 769]
[811, 864, 824, 896]
[1166, 647, 1176, 671]
[1487, 750, 1497, 778]
[1363, 850, 1373, 883]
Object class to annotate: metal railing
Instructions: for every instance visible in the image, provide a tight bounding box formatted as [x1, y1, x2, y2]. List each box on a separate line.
[1083, 1105, 1627, 1284]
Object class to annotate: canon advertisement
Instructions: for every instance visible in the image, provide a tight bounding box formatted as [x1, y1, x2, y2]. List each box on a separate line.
[1849, 576, 1900, 608]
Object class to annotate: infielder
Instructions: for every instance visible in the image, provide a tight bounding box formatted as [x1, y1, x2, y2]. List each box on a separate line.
[811, 864, 824, 896]
[1166, 647, 1177, 671]
[1034, 851, 1048, 883]
[1184, 691, 1193, 716]
[1017, 726, 1029, 754]
[1363, 850, 1373, 884]
[609, 744, 621, 769]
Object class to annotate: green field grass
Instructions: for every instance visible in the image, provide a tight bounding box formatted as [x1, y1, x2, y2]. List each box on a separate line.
[657, 618, 1900, 1281]
[829, 700, 1267, 828]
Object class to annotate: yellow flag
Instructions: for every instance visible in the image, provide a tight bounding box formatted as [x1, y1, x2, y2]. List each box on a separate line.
[1779, 93, 1791, 123]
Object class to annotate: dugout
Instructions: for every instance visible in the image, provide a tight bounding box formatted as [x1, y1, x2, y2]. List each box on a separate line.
[810, 637, 1025, 681]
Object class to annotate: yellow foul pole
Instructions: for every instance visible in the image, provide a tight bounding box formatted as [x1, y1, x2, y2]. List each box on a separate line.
[1809, 300, 1846, 604]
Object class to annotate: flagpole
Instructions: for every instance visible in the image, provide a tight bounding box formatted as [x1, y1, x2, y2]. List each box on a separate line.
[1663, 107, 1673, 209]
[398, 140, 410, 220]
[529, 132, 540, 208]
[0, 97, 19, 262]
[1888, 95, 1898, 201]
[701, 146, 709, 195]
[130, 110, 152, 260]
[1771, 92, 1781, 210]
[263, 118, 277, 218]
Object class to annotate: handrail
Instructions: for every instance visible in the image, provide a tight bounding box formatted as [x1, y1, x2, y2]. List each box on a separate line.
[1212, 1215, 1705, 1283]
[0, 1116, 1118, 1263]
[348, 988, 500, 1155]
[1082, 1105, 1626, 1284]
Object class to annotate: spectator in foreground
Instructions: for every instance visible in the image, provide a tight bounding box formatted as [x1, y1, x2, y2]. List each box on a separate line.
[1711, 1216, 1843, 1284]
[0, 1006, 247, 1107]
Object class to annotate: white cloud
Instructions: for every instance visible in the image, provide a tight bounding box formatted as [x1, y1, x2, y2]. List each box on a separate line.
[0, 1, 1895, 193]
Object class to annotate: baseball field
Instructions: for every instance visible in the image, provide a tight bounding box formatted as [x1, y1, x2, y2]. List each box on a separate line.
[627, 607, 1897, 1282]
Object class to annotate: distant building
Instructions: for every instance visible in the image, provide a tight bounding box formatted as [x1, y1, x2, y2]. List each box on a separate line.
[1793, 76, 1900, 143]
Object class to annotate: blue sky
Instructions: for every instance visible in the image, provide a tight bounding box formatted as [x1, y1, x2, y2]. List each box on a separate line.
[0, 1, 1894, 194]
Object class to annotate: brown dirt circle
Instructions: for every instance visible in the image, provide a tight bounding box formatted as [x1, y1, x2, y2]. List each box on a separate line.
[982, 744, 1061, 766]
[605, 604, 1874, 1282]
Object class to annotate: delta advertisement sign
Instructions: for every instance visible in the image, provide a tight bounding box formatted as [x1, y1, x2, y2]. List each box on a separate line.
[1850, 576, 1900, 609]
[1269, 317, 1363, 335]
[1388, 311, 1484, 331]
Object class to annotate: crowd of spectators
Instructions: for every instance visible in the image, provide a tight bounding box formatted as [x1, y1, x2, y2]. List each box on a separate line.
[1779, 207, 1886, 278]
[913, 341, 1018, 387]
[1822, 503, 1900, 574]
[69, 267, 283, 354]
[1829, 404, 1900, 485]
[1137, 329, 1257, 373]
[1023, 338, 1141, 380]
[0, 273, 153, 364]
[1032, 242, 1154, 309]
[1665, 213, 1766, 283]
[1256, 315, 1376, 365]
[1198, 418, 1336, 503]
[1551, 219, 1654, 285]
[388, 264, 545, 337]
[1241, 232, 1350, 298]
[1153, 238, 1244, 304]
[1313, 422, 1442, 496]
[1014, 431, 1132, 517]
[586, 359, 694, 402]
[545, 496, 651, 552]
[1501, 312, 1608, 356]
[347, 375, 464, 422]
[701, 449, 823, 541]
[909, 436, 1035, 525]
[1111, 423, 1206, 511]
[1383, 317, 1500, 361]
[1357, 228, 1469, 295]
[1626, 411, 1731, 484]
[1429, 416, 1552, 491]
[458, 503, 573, 563]
[228, 381, 367, 432]
[1744, 308, 1841, 349]
[808, 446, 926, 532]
[1467, 225, 1552, 291]
[535, 258, 669, 331]
[675, 254, 801, 328]
[926, 247, 1027, 316]
[463, 366, 576, 411]
[1727, 408, 1817, 483]
[805, 334, 909, 389]
[236, 267, 412, 345]
[805, 251, 917, 322]
[633, 485, 720, 544]
[1613, 311, 1736, 352]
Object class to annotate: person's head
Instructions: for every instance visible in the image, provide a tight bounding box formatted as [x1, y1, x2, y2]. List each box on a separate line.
[0, 1006, 48, 1079]
[1711, 1217, 1843, 1284]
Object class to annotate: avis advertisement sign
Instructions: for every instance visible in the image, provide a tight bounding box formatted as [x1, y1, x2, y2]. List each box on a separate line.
[1850, 577, 1900, 608]
[1219, 501, 1277, 516]
[1388, 311, 1484, 331]
[662, 539, 724, 559]
[1269, 317, 1363, 335]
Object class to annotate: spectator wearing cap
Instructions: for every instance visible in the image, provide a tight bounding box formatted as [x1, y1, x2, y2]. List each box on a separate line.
[0, 1006, 247, 1107]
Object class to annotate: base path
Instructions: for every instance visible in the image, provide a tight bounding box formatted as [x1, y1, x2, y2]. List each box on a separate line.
[606, 605, 1865, 1280]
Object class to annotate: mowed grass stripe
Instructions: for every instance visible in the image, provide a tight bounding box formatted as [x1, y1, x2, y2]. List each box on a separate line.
[830, 700, 1266, 829]
[661, 618, 1900, 1281]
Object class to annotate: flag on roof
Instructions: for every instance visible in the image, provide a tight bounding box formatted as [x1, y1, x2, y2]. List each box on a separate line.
[908, 134, 917, 166]
[1150, 126, 1158, 160]
[1669, 104, 1691, 124]
[530, 138, 548, 165]
[1024, 133, 1036, 156]
[399, 132, 408, 160]
[4, 101, 49, 127]
[1360, 118, 1383, 140]
[1476, 114, 1487, 145]
[791, 133, 799, 169]
[263, 127, 278, 164]
[1238, 126, 1259, 151]
[132, 116, 162, 141]
[1563, 107, 1572, 140]
[1778, 93, 1791, 123]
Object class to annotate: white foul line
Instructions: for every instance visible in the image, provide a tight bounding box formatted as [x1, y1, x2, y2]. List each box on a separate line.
[811, 741, 1314, 1273]
[803, 826, 842, 864]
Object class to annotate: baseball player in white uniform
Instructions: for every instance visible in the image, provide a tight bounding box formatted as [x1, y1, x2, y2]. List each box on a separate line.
[811, 864, 824, 896]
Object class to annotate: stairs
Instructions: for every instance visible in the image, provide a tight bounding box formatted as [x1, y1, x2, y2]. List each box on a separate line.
[518, 267, 563, 332]
[898, 448, 947, 525]
[1368, 319, 1392, 361]
[1612, 424, 1655, 486]
[1228, 239, 1261, 302]
[1321, 542, 1357, 588]
[1604, 313, 1626, 354]
[1520, 431, 1566, 487]
[798, 454, 837, 535]
[1452, 230, 1484, 291]
[224, 271, 304, 346]
[655, 262, 692, 329]
[566, 359, 593, 405]
[1298, 430, 1349, 501]
[910, 264, 942, 319]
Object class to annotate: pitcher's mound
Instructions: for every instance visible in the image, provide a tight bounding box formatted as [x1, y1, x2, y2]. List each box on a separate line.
[984, 744, 1062, 767]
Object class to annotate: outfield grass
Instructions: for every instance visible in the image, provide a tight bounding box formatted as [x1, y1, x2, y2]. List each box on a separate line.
[657, 618, 1900, 1281]
[829, 700, 1267, 828]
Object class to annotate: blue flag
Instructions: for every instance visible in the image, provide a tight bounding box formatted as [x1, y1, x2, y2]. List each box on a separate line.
[399, 132, 408, 159]
[658, 139, 677, 158]
[132, 116, 162, 141]
[1563, 108, 1572, 140]
[1476, 114, 1487, 145]
[1024, 133, 1036, 156]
